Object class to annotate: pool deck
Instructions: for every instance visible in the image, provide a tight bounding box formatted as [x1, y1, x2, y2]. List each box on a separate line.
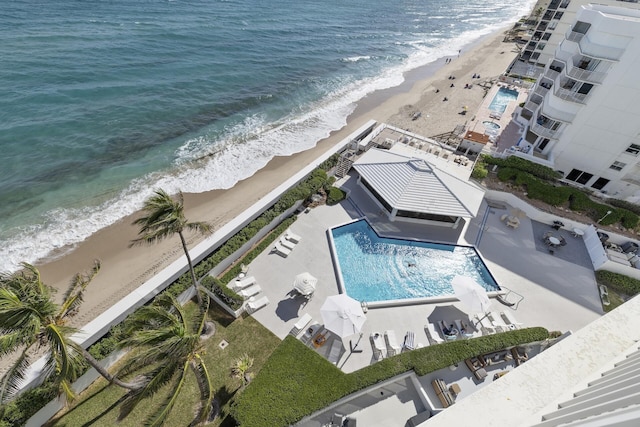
[247, 173, 602, 375]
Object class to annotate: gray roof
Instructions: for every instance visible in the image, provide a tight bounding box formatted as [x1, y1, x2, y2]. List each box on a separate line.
[352, 149, 484, 218]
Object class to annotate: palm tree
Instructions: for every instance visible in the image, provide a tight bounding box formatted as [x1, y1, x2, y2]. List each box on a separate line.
[115, 293, 214, 426]
[230, 353, 254, 389]
[0, 262, 138, 404]
[130, 189, 211, 305]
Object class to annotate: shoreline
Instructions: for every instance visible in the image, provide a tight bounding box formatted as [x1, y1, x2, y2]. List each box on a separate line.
[37, 26, 522, 327]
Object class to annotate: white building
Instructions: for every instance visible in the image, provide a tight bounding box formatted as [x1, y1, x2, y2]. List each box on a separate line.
[514, 4, 640, 199]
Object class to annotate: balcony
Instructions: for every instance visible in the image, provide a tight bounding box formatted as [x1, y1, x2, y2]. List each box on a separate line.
[553, 87, 588, 104]
[534, 84, 550, 98]
[565, 63, 607, 84]
[544, 68, 560, 81]
[524, 100, 540, 113]
[565, 30, 624, 61]
[531, 123, 560, 139]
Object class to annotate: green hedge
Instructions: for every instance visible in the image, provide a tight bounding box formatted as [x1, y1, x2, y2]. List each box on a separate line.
[0, 381, 58, 427]
[231, 328, 549, 426]
[482, 155, 561, 181]
[595, 270, 640, 297]
[492, 165, 639, 229]
[326, 187, 346, 205]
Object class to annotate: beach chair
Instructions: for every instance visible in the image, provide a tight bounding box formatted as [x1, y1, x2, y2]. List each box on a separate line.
[301, 322, 321, 344]
[424, 323, 444, 344]
[438, 320, 458, 341]
[284, 228, 302, 243]
[279, 236, 296, 250]
[289, 313, 313, 337]
[384, 330, 402, 356]
[500, 311, 523, 329]
[403, 331, 416, 351]
[455, 319, 476, 338]
[273, 242, 291, 257]
[231, 275, 257, 291]
[488, 311, 511, 332]
[327, 339, 343, 365]
[240, 263, 249, 274]
[238, 285, 262, 299]
[246, 296, 269, 314]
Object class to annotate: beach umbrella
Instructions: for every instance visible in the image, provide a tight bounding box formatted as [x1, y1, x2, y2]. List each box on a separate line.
[320, 294, 367, 338]
[293, 272, 317, 296]
[451, 275, 491, 314]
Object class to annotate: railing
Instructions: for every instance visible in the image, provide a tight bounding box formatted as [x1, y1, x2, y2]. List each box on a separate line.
[531, 122, 561, 139]
[553, 87, 588, 104]
[534, 84, 550, 97]
[565, 63, 607, 84]
[565, 30, 624, 61]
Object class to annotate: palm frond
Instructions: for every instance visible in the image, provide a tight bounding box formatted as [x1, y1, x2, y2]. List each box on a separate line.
[59, 260, 100, 320]
[0, 330, 35, 358]
[191, 355, 214, 424]
[0, 288, 45, 335]
[186, 221, 212, 235]
[195, 294, 211, 336]
[44, 324, 84, 384]
[118, 362, 180, 421]
[0, 345, 35, 403]
[143, 361, 190, 427]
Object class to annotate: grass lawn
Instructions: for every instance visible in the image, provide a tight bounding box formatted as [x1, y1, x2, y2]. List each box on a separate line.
[47, 303, 280, 427]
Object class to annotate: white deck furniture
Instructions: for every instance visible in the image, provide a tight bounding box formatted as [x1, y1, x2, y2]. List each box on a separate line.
[279, 237, 296, 250]
[370, 332, 385, 360]
[500, 310, 523, 328]
[273, 242, 292, 257]
[284, 228, 302, 243]
[246, 296, 269, 314]
[231, 275, 257, 291]
[238, 285, 262, 299]
[384, 330, 402, 356]
[289, 313, 313, 337]
[327, 339, 343, 365]
[424, 323, 444, 344]
[474, 313, 496, 335]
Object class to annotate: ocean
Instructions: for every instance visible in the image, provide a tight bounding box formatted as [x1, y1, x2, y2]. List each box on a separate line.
[0, 0, 535, 273]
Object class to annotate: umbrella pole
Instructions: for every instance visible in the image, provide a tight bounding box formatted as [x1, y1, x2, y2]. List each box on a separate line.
[350, 332, 364, 353]
[474, 312, 490, 327]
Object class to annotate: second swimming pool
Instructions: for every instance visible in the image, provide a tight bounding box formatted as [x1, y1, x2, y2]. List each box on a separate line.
[489, 87, 518, 114]
[329, 220, 499, 305]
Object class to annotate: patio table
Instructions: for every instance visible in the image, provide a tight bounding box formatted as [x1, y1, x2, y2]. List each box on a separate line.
[547, 236, 561, 246]
[572, 228, 585, 237]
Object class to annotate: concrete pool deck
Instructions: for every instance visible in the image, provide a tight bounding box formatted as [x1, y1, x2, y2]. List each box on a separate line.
[247, 174, 602, 374]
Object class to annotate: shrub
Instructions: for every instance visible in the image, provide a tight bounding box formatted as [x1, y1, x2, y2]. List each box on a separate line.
[0, 381, 58, 426]
[595, 270, 640, 297]
[471, 162, 488, 180]
[326, 187, 346, 205]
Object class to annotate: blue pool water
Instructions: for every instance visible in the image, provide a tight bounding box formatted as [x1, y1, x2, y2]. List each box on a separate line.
[489, 87, 518, 113]
[483, 121, 500, 131]
[330, 220, 499, 303]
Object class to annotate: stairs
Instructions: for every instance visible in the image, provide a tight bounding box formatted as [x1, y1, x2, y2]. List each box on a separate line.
[334, 149, 357, 178]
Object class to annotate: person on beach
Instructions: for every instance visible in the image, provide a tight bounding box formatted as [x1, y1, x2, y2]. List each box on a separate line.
[450, 83, 454, 88]
[443, 97, 448, 101]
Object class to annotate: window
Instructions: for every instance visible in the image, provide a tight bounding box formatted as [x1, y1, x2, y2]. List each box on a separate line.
[537, 138, 550, 150]
[626, 144, 640, 156]
[531, 52, 540, 60]
[591, 178, 610, 190]
[553, 12, 564, 20]
[542, 33, 551, 41]
[610, 161, 626, 171]
[566, 169, 593, 185]
[573, 21, 591, 34]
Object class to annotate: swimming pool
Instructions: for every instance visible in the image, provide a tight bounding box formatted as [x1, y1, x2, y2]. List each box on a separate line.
[329, 220, 499, 306]
[489, 87, 518, 114]
[483, 121, 500, 131]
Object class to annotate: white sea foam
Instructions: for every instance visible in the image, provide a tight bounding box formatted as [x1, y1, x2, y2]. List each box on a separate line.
[342, 56, 372, 63]
[0, 0, 537, 273]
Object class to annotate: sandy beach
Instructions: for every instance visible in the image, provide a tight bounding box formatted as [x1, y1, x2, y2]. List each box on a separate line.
[37, 26, 521, 327]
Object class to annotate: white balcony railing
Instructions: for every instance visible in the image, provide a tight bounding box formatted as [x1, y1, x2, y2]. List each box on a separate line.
[565, 64, 607, 84]
[565, 30, 624, 61]
[554, 87, 588, 104]
[531, 122, 561, 139]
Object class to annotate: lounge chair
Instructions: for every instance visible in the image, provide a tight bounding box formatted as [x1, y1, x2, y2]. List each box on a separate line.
[599, 285, 610, 306]
[301, 322, 321, 344]
[384, 330, 402, 356]
[289, 313, 313, 337]
[246, 296, 269, 314]
[279, 236, 296, 250]
[327, 339, 343, 365]
[438, 320, 458, 340]
[238, 285, 262, 299]
[500, 311, 523, 329]
[424, 323, 444, 344]
[240, 263, 249, 274]
[488, 311, 511, 332]
[273, 242, 292, 257]
[231, 275, 257, 291]
[284, 228, 302, 243]
[455, 319, 476, 338]
[403, 331, 417, 351]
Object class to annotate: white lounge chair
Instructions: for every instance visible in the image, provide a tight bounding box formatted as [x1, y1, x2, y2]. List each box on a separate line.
[500, 311, 523, 329]
[246, 296, 269, 314]
[279, 237, 296, 250]
[424, 323, 444, 344]
[455, 319, 476, 338]
[438, 320, 458, 340]
[403, 331, 418, 351]
[273, 242, 292, 257]
[231, 275, 257, 291]
[488, 311, 510, 332]
[384, 330, 402, 356]
[285, 228, 302, 244]
[289, 313, 313, 337]
[238, 285, 262, 299]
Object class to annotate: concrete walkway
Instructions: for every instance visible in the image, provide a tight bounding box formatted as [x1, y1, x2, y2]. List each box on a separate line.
[246, 177, 602, 373]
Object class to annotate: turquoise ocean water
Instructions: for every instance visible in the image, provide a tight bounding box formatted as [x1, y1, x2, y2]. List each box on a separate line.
[0, 0, 534, 272]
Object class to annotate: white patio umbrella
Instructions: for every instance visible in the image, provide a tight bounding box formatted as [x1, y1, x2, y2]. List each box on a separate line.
[451, 275, 491, 314]
[293, 272, 317, 296]
[320, 294, 367, 338]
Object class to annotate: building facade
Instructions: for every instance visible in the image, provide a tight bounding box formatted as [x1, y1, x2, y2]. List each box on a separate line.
[514, 4, 640, 200]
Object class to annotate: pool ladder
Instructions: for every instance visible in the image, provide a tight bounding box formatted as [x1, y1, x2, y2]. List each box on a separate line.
[360, 301, 369, 313]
